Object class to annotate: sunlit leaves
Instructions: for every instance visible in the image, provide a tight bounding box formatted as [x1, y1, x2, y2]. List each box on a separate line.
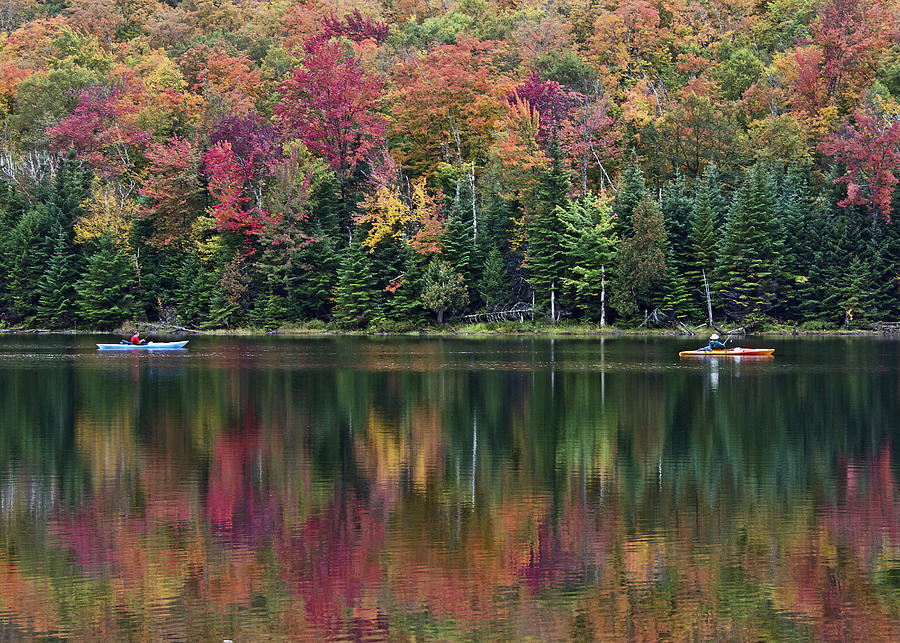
[74, 176, 138, 246]
[356, 177, 444, 254]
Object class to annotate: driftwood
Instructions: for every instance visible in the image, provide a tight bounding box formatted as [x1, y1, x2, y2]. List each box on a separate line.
[676, 320, 695, 335]
[137, 321, 203, 334]
[872, 322, 900, 333]
[464, 302, 534, 324]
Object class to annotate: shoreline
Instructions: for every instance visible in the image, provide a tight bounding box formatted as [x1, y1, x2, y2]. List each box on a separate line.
[1, 323, 896, 339]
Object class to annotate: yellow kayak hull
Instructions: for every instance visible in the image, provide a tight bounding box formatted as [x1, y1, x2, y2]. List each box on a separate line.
[679, 348, 774, 357]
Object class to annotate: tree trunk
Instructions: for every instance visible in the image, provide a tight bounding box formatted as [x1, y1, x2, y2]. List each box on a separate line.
[600, 265, 606, 327]
[550, 282, 556, 322]
[437, 309, 445, 325]
[470, 161, 477, 245]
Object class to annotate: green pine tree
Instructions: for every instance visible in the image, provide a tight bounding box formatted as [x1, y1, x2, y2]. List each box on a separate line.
[75, 235, 135, 329]
[333, 241, 383, 328]
[863, 216, 900, 321]
[714, 165, 785, 324]
[526, 144, 571, 320]
[661, 236, 693, 322]
[7, 206, 53, 320]
[776, 167, 819, 321]
[661, 171, 693, 267]
[174, 252, 212, 326]
[611, 194, 667, 320]
[613, 159, 646, 238]
[442, 200, 477, 283]
[684, 164, 726, 322]
[560, 195, 618, 320]
[838, 255, 876, 327]
[383, 246, 427, 325]
[479, 245, 508, 310]
[37, 228, 78, 328]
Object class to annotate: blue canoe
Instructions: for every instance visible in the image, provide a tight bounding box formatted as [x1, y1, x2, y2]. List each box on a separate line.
[97, 340, 189, 350]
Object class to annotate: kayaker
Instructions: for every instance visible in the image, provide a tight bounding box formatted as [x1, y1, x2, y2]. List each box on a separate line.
[707, 333, 726, 350]
[129, 332, 147, 345]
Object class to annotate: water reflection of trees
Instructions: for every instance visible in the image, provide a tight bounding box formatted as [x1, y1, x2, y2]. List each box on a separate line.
[0, 342, 898, 639]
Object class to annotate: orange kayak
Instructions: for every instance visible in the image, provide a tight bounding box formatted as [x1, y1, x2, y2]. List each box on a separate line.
[679, 347, 774, 357]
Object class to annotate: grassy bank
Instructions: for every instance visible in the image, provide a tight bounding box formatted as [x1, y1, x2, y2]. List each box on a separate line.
[2, 319, 896, 338]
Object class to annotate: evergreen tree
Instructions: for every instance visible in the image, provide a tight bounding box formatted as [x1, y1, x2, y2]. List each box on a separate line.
[333, 241, 383, 327]
[660, 170, 693, 267]
[611, 195, 667, 320]
[6, 206, 53, 320]
[37, 228, 78, 328]
[420, 258, 469, 324]
[863, 216, 900, 321]
[174, 252, 215, 326]
[75, 235, 135, 329]
[526, 144, 571, 320]
[714, 165, 785, 324]
[441, 202, 477, 285]
[838, 255, 876, 327]
[685, 164, 726, 321]
[46, 151, 89, 231]
[660, 172, 694, 320]
[479, 245, 508, 310]
[560, 195, 618, 320]
[613, 159, 646, 238]
[661, 236, 693, 322]
[291, 229, 341, 320]
[777, 167, 819, 321]
[383, 246, 427, 325]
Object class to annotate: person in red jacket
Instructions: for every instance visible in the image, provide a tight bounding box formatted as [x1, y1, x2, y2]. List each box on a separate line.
[130, 332, 147, 345]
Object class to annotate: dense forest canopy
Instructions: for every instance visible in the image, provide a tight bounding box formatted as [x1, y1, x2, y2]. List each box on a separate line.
[0, 0, 898, 330]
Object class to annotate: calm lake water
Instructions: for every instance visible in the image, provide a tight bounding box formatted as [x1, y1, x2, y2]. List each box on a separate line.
[0, 335, 898, 640]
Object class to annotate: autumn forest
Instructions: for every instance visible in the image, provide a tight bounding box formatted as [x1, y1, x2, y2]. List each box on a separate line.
[0, 0, 899, 330]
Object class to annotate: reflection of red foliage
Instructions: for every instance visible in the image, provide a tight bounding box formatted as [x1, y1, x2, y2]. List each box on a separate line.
[518, 520, 572, 592]
[802, 446, 900, 641]
[49, 501, 144, 575]
[277, 493, 386, 639]
[825, 447, 899, 559]
[205, 426, 280, 547]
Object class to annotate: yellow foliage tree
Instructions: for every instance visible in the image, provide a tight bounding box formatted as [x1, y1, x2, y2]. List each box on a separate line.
[356, 177, 444, 254]
[74, 177, 138, 247]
